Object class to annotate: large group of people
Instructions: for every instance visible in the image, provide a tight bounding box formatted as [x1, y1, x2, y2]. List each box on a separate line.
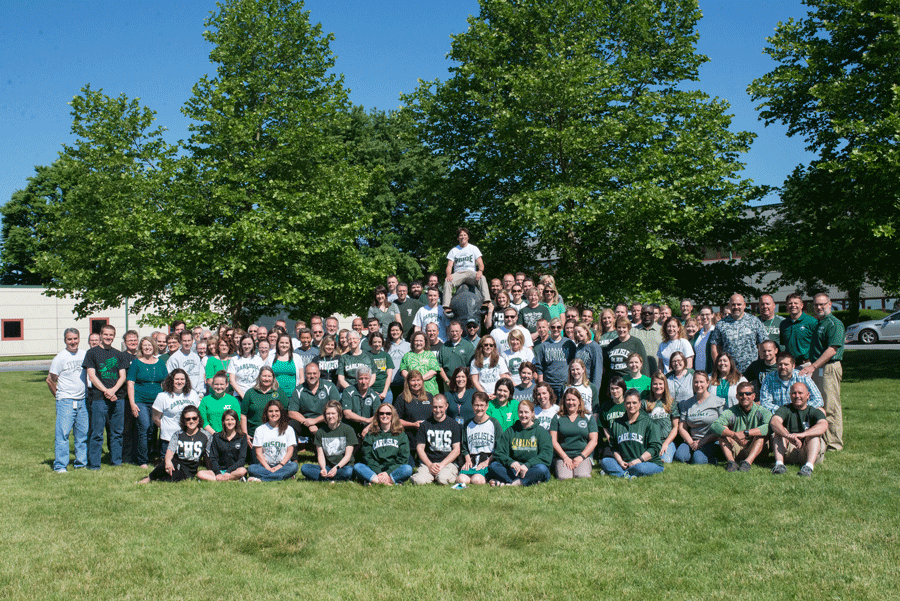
[48, 230, 846, 484]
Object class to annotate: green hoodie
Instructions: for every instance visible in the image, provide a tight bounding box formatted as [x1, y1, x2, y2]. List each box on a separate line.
[494, 420, 552, 468]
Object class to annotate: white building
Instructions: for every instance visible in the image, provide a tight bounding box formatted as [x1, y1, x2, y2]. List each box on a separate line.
[0, 286, 158, 357]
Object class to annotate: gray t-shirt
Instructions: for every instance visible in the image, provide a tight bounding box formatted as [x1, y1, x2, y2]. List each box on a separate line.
[678, 394, 725, 441]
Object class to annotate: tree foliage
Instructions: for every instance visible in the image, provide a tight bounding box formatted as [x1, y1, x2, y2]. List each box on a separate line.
[34, 0, 378, 327]
[402, 0, 763, 306]
[748, 0, 900, 314]
[0, 162, 76, 285]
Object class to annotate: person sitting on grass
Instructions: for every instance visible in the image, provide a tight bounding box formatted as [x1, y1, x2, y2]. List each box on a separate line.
[456, 392, 502, 486]
[488, 399, 553, 487]
[354, 403, 413, 485]
[197, 409, 248, 482]
[300, 400, 357, 482]
[710, 381, 772, 472]
[646, 372, 679, 464]
[246, 400, 298, 482]
[674, 371, 725, 465]
[550, 388, 598, 480]
[602, 390, 664, 479]
[770, 382, 827, 477]
[139, 405, 210, 483]
[411, 394, 462, 485]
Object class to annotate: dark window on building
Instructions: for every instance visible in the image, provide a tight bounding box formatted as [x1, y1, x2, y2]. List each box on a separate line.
[1, 319, 23, 341]
[90, 318, 109, 334]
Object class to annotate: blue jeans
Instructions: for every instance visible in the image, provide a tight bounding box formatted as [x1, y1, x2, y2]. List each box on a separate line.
[601, 457, 664, 478]
[54, 398, 88, 471]
[132, 402, 154, 466]
[88, 398, 124, 469]
[674, 441, 719, 465]
[382, 389, 394, 406]
[247, 461, 298, 481]
[659, 441, 676, 464]
[300, 463, 354, 481]
[354, 463, 413, 485]
[488, 461, 551, 486]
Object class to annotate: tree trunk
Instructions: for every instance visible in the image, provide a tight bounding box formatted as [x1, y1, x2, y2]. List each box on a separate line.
[847, 286, 861, 324]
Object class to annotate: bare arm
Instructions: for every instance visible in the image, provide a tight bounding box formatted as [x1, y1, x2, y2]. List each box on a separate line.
[46, 372, 58, 396]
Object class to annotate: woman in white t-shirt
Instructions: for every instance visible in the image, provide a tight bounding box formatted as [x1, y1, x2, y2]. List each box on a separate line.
[151, 369, 201, 449]
[228, 335, 264, 398]
[470, 335, 511, 398]
[246, 400, 298, 482]
[657, 317, 695, 373]
[502, 329, 534, 386]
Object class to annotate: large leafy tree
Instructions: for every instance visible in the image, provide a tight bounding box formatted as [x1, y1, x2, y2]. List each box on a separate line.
[403, 0, 763, 306]
[748, 0, 900, 319]
[35, 0, 377, 327]
[0, 161, 77, 285]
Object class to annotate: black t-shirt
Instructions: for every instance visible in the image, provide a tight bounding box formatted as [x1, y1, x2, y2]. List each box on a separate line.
[396, 394, 434, 453]
[83, 346, 127, 402]
[170, 430, 210, 474]
[416, 416, 462, 464]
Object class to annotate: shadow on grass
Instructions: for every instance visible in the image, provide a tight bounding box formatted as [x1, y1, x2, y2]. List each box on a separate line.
[843, 350, 899, 383]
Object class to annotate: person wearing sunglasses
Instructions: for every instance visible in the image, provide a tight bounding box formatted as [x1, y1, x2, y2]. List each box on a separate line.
[354, 403, 413, 485]
[710, 382, 773, 472]
[470, 336, 511, 399]
[139, 406, 210, 483]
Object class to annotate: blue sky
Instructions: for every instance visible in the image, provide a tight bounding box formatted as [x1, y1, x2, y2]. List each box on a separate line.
[0, 0, 813, 212]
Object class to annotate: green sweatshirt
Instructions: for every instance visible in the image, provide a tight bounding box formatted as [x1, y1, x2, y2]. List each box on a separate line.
[710, 403, 773, 437]
[608, 412, 662, 466]
[493, 421, 553, 468]
[360, 429, 410, 474]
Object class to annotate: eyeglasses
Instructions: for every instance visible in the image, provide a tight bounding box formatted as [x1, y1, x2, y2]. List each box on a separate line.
[482, 343, 495, 348]
[550, 326, 562, 330]
[512, 288, 522, 293]
[736, 392, 754, 397]
[377, 412, 392, 417]
[185, 416, 199, 422]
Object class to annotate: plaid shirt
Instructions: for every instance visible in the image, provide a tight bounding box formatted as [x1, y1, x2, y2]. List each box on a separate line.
[760, 369, 823, 415]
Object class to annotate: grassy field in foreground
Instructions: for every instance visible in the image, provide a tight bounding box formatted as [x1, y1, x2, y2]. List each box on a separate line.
[1, 350, 898, 601]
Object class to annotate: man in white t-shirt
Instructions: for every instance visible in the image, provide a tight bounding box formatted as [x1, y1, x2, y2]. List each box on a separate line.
[443, 228, 491, 310]
[414, 287, 450, 342]
[166, 330, 206, 396]
[47, 327, 88, 473]
[491, 307, 534, 356]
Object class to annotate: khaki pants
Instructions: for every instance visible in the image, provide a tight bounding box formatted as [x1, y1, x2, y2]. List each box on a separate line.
[443, 271, 491, 307]
[411, 463, 459, 485]
[812, 361, 843, 451]
[783, 437, 825, 465]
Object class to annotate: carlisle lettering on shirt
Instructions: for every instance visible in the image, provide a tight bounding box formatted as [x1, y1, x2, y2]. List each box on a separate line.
[511, 436, 538, 451]
[373, 437, 399, 451]
[617, 432, 645, 445]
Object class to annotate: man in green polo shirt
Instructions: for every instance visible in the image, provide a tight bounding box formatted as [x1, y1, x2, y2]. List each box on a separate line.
[799, 293, 844, 452]
[780, 292, 817, 363]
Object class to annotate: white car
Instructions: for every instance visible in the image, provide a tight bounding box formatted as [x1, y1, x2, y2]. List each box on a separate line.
[845, 311, 900, 344]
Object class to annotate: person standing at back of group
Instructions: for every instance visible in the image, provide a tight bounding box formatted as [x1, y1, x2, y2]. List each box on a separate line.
[710, 294, 769, 374]
[167, 330, 206, 397]
[48, 328, 88, 473]
[800, 293, 845, 452]
[757, 294, 784, 349]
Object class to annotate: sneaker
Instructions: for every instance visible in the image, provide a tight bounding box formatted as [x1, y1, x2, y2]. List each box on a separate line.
[725, 461, 738, 472]
[798, 465, 813, 477]
[54, 468, 67, 474]
[247, 477, 262, 482]
[771, 464, 786, 475]
[739, 461, 752, 472]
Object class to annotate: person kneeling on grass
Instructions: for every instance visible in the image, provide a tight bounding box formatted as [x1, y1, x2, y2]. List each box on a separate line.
[710, 382, 772, 472]
[139, 406, 210, 483]
[354, 403, 413, 485]
[411, 395, 462, 485]
[300, 400, 357, 482]
[489, 399, 552, 486]
[601, 390, 664, 479]
[456, 392, 502, 485]
[197, 409, 248, 482]
[770, 382, 827, 477]
[246, 400, 298, 482]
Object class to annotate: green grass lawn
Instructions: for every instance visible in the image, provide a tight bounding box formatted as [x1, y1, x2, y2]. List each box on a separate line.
[2, 351, 898, 601]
